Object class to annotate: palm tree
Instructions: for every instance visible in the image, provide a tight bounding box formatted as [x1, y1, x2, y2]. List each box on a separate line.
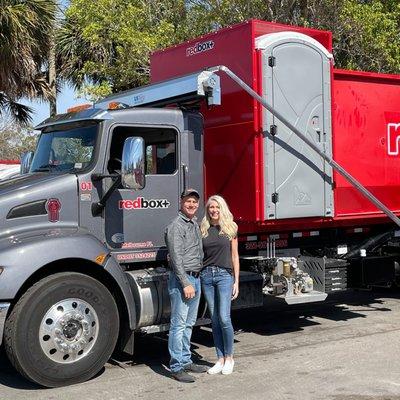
[0, 0, 58, 124]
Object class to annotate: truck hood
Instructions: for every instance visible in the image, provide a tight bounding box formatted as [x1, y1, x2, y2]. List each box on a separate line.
[0, 173, 80, 239]
[0, 173, 62, 195]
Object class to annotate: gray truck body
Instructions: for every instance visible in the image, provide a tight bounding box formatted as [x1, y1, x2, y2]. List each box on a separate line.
[0, 107, 203, 342]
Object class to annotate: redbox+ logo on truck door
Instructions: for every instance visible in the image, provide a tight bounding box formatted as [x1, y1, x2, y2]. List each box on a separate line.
[118, 197, 171, 210]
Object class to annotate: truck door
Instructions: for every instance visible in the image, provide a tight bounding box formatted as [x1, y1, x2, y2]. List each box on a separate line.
[103, 125, 180, 257]
[258, 33, 334, 220]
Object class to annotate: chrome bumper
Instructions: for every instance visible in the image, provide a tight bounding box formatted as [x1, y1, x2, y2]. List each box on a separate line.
[0, 302, 10, 347]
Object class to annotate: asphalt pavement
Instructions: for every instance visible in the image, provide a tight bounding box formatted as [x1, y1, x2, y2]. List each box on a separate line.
[1, 289, 400, 400]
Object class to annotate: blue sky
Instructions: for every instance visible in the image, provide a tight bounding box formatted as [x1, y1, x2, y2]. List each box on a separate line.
[22, 83, 88, 127]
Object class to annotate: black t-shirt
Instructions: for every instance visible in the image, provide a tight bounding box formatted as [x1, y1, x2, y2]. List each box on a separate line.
[202, 225, 232, 269]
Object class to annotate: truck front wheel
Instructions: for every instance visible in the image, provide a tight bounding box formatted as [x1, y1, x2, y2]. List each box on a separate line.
[4, 272, 119, 387]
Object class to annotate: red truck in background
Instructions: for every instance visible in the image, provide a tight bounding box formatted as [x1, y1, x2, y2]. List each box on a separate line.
[151, 20, 400, 290]
[152, 20, 400, 228]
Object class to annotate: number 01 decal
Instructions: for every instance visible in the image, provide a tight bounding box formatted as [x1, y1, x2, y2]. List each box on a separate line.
[80, 182, 93, 191]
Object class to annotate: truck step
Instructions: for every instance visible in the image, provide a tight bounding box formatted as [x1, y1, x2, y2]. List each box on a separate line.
[325, 275, 347, 284]
[279, 290, 328, 305]
[324, 258, 349, 293]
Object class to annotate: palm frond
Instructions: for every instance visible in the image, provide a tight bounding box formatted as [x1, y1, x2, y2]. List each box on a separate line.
[0, 0, 58, 122]
[0, 93, 33, 125]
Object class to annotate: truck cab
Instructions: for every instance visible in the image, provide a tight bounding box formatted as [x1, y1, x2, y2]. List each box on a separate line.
[31, 107, 204, 253]
[0, 104, 207, 387]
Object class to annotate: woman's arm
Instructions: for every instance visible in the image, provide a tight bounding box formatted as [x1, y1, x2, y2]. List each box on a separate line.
[231, 237, 240, 300]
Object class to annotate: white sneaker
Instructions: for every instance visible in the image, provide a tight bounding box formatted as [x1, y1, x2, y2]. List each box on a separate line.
[207, 361, 224, 375]
[221, 360, 234, 375]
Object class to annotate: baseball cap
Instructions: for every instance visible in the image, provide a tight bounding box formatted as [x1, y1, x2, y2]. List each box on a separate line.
[180, 188, 200, 199]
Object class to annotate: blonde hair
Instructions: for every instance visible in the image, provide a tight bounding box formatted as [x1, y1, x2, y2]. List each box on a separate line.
[201, 195, 238, 240]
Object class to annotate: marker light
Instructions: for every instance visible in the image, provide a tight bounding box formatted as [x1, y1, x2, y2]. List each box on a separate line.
[107, 102, 129, 110]
[67, 104, 92, 113]
[95, 253, 107, 265]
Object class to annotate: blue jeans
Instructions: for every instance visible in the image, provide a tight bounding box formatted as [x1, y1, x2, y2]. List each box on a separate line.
[201, 266, 234, 358]
[168, 272, 201, 373]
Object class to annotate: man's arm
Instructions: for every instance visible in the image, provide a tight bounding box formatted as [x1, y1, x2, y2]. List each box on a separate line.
[165, 223, 191, 288]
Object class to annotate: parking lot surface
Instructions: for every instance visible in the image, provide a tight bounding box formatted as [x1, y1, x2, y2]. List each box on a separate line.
[1, 289, 400, 400]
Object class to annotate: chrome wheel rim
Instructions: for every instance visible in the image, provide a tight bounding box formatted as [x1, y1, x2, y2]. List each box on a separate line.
[39, 298, 99, 364]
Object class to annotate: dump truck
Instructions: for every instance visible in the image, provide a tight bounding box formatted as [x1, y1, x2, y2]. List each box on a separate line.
[1, 19, 400, 387]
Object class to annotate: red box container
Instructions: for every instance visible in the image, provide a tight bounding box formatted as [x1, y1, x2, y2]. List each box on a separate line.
[151, 20, 400, 233]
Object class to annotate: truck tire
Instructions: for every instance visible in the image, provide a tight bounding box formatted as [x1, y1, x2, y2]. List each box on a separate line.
[4, 272, 119, 387]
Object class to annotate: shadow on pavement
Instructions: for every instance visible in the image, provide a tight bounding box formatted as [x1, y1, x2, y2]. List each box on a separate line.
[0, 288, 398, 388]
[0, 347, 106, 390]
[0, 349, 40, 390]
[108, 330, 213, 381]
[228, 288, 397, 337]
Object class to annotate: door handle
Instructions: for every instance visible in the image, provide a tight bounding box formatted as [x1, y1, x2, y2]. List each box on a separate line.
[181, 163, 188, 191]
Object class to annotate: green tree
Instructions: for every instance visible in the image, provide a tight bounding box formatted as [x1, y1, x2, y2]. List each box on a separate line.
[0, 117, 38, 159]
[185, 0, 400, 73]
[57, 0, 187, 100]
[336, 0, 400, 72]
[58, 0, 400, 100]
[0, 0, 58, 124]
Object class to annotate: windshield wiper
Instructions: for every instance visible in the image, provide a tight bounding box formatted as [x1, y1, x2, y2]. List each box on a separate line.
[32, 164, 62, 172]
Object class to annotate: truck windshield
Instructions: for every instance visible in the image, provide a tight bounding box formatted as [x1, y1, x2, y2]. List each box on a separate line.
[30, 122, 98, 173]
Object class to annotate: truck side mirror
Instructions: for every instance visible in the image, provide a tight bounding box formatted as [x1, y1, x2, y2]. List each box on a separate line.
[121, 137, 145, 190]
[20, 151, 34, 174]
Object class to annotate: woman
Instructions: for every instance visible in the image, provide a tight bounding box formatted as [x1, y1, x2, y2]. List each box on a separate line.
[200, 195, 240, 375]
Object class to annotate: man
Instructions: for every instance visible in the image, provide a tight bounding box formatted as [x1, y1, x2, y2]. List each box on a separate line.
[165, 188, 207, 382]
[157, 142, 176, 174]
